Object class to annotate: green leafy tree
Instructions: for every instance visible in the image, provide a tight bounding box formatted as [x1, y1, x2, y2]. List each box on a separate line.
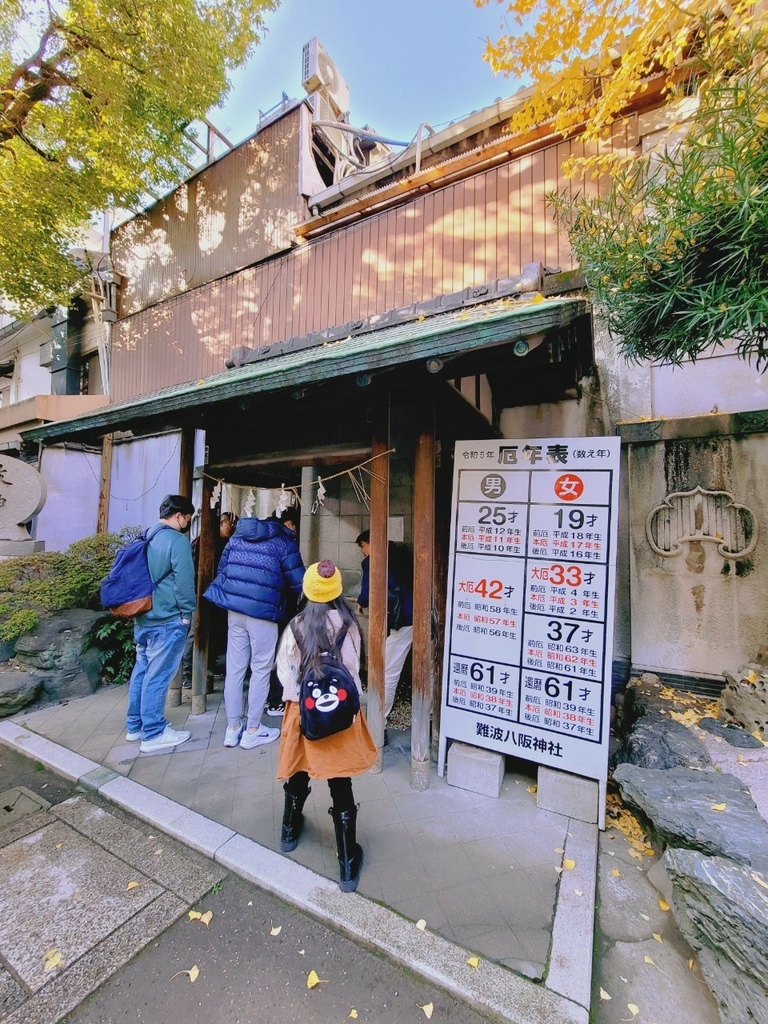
[551, 29, 768, 366]
[1, 0, 277, 317]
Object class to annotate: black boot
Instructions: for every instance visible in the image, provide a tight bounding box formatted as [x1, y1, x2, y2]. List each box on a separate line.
[280, 783, 310, 852]
[329, 805, 363, 892]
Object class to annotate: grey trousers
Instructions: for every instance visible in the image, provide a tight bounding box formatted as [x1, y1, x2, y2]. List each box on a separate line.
[224, 612, 278, 729]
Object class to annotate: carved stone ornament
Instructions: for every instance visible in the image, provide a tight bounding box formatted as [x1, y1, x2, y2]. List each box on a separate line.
[646, 485, 757, 560]
[0, 456, 47, 542]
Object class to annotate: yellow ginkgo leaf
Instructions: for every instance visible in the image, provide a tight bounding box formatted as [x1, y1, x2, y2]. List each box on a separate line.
[416, 919, 427, 931]
[688, 959, 695, 970]
[627, 1004, 640, 1016]
[307, 970, 328, 989]
[599, 987, 611, 1000]
[751, 872, 768, 890]
[43, 949, 62, 972]
[127, 881, 140, 891]
[644, 955, 657, 967]
[611, 868, 621, 877]
[418, 1002, 434, 1019]
[574, 889, 583, 896]
[170, 965, 200, 983]
[200, 911, 213, 927]
[188, 910, 202, 921]
[348, 1010, 359, 1019]
[639, 913, 650, 921]
[658, 898, 670, 911]
[751, 729, 763, 740]
[652, 932, 663, 943]
[270, 924, 282, 936]
[466, 956, 480, 969]
[527, 785, 537, 794]
[530, 292, 544, 304]
[563, 858, 576, 870]
[711, 803, 726, 812]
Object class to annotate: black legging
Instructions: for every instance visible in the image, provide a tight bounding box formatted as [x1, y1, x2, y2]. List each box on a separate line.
[285, 771, 354, 812]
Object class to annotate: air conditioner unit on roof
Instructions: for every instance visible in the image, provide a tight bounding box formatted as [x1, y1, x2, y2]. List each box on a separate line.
[301, 37, 350, 118]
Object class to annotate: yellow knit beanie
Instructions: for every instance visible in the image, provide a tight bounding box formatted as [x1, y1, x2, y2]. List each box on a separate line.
[303, 559, 343, 603]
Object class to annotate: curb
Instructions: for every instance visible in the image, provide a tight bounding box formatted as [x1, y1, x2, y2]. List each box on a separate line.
[0, 720, 593, 1024]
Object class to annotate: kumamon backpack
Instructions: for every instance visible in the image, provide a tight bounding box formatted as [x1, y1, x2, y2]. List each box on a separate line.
[99, 526, 172, 619]
[294, 622, 361, 741]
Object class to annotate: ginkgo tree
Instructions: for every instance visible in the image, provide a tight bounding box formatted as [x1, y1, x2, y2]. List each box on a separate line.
[0, 0, 277, 318]
[478, 0, 768, 367]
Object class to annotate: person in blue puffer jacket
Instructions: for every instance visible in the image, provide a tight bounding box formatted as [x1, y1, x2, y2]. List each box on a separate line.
[204, 509, 305, 749]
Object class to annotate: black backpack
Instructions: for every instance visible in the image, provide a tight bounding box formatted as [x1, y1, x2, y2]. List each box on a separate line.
[293, 622, 361, 741]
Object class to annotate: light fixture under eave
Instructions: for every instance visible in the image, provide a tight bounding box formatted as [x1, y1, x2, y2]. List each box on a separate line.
[356, 372, 371, 387]
[426, 357, 444, 374]
[513, 339, 530, 357]
[291, 386, 305, 400]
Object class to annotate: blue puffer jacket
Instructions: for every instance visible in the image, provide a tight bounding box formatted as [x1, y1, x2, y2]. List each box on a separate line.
[203, 518, 305, 622]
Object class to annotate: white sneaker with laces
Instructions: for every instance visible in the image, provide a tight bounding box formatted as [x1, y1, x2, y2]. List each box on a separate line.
[139, 725, 191, 753]
[125, 730, 141, 742]
[239, 726, 279, 749]
[224, 725, 244, 748]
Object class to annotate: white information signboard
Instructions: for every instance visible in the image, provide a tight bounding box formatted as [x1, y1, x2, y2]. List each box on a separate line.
[437, 437, 621, 798]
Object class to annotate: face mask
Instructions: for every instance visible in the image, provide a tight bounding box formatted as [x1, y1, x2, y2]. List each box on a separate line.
[177, 515, 191, 534]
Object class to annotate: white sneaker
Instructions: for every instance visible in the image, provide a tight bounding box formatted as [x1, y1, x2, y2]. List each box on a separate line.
[125, 730, 141, 742]
[224, 725, 244, 748]
[239, 726, 279, 749]
[139, 725, 191, 753]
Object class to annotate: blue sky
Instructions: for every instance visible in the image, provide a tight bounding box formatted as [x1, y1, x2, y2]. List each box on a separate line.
[213, 0, 521, 147]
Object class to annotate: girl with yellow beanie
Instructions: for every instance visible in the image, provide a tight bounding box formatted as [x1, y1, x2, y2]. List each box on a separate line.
[275, 559, 376, 892]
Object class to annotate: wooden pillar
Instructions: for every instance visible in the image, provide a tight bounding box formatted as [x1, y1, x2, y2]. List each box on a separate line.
[96, 434, 113, 534]
[367, 395, 390, 773]
[411, 396, 436, 790]
[179, 425, 195, 496]
[192, 474, 214, 715]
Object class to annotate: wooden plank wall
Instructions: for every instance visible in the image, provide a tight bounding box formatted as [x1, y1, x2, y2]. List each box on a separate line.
[111, 124, 631, 403]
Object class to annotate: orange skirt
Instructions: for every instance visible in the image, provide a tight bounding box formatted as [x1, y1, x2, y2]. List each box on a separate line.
[276, 701, 377, 781]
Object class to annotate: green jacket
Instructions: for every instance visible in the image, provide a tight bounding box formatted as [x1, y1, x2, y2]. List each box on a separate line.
[136, 524, 196, 625]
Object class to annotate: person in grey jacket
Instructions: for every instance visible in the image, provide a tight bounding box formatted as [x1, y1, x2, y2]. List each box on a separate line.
[125, 494, 196, 753]
[204, 510, 305, 749]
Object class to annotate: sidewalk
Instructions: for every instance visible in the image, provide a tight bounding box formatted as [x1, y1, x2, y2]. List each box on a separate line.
[0, 682, 598, 1024]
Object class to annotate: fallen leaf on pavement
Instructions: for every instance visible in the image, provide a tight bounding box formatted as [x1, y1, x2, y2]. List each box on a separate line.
[43, 949, 61, 972]
[574, 889, 583, 896]
[652, 932, 663, 943]
[599, 987, 611, 1000]
[639, 913, 650, 921]
[611, 868, 621, 877]
[188, 911, 202, 921]
[644, 955, 659, 969]
[527, 785, 537, 794]
[270, 924, 282, 936]
[416, 919, 427, 930]
[658, 898, 670, 911]
[711, 803, 726, 812]
[620, 1003, 640, 1021]
[200, 911, 213, 927]
[348, 1010, 358, 1018]
[563, 858, 576, 870]
[127, 881, 140, 891]
[466, 956, 480, 968]
[170, 965, 199, 983]
[307, 970, 328, 988]
[418, 1002, 434, 1019]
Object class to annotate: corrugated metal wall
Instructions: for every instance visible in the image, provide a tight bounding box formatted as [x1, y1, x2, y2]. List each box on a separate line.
[113, 108, 306, 318]
[112, 127, 630, 403]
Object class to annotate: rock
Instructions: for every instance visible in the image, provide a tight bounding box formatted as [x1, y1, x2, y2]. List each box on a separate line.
[613, 764, 768, 871]
[720, 667, 768, 738]
[619, 716, 712, 770]
[698, 716, 764, 748]
[663, 849, 768, 1024]
[597, 841, 669, 942]
[13, 609, 106, 701]
[597, 936, 720, 1024]
[0, 667, 41, 716]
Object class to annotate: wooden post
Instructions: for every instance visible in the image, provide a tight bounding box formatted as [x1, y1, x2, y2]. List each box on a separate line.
[367, 396, 390, 773]
[192, 474, 214, 715]
[179, 425, 195, 496]
[411, 396, 436, 790]
[96, 434, 113, 534]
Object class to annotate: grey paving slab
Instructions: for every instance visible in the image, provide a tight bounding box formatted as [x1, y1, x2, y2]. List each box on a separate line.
[0, 964, 26, 1019]
[52, 796, 226, 903]
[0, 817, 162, 991]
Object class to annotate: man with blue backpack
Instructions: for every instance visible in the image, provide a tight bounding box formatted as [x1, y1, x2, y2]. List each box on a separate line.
[124, 494, 197, 752]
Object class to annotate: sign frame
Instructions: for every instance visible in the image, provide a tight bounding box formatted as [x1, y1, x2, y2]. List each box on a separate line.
[437, 437, 621, 828]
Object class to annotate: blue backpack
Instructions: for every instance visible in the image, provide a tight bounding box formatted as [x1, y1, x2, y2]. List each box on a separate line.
[100, 526, 172, 619]
[294, 622, 361, 741]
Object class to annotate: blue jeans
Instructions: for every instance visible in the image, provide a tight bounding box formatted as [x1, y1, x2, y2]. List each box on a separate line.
[126, 617, 188, 740]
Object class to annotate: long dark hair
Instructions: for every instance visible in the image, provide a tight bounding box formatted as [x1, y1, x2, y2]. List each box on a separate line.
[291, 595, 361, 679]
